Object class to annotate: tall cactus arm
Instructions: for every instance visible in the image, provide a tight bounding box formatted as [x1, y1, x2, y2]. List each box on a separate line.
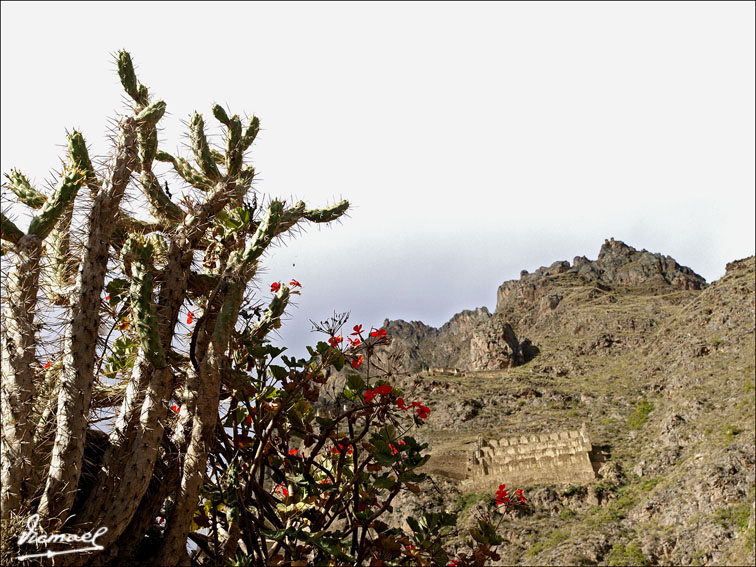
[158, 279, 246, 561]
[118, 50, 149, 108]
[44, 200, 75, 305]
[250, 285, 291, 341]
[140, 170, 185, 223]
[303, 199, 349, 223]
[225, 115, 243, 178]
[5, 169, 47, 209]
[27, 164, 86, 240]
[125, 236, 167, 369]
[229, 200, 284, 275]
[189, 113, 222, 181]
[0, 234, 43, 519]
[0, 212, 24, 244]
[38, 116, 138, 525]
[135, 100, 166, 171]
[155, 150, 214, 191]
[241, 115, 260, 152]
[69, 131, 102, 194]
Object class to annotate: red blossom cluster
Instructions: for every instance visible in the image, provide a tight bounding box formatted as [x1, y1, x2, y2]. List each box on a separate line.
[389, 440, 406, 455]
[270, 281, 281, 293]
[274, 483, 289, 497]
[186, 311, 194, 325]
[328, 335, 343, 348]
[289, 279, 302, 288]
[331, 443, 353, 455]
[351, 354, 364, 368]
[369, 328, 387, 338]
[364, 384, 392, 403]
[396, 397, 431, 419]
[495, 483, 526, 506]
[171, 404, 180, 413]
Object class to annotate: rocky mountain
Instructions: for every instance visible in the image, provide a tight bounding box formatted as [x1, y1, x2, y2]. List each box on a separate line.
[382, 240, 755, 566]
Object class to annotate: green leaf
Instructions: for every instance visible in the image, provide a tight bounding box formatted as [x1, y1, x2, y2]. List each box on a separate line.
[373, 475, 396, 489]
[346, 374, 365, 391]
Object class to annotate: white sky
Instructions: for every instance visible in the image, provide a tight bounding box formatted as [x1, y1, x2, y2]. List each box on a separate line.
[2, 1, 754, 357]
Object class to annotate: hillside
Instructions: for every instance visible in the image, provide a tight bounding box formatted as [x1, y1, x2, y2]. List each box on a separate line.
[383, 241, 755, 566]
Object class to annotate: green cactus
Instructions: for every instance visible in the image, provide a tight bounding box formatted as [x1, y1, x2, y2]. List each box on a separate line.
[136, 100, 166, 130]
[225, 114, 243, 178]
[0, 213, 24, 244]
[45, 201, 75, 303]
[5, 169, 47, 209]
[118, 50, 149, 107]
[27, 163, 86, 240]
[303, 200, 350, 223]
[251, 285, 291, 341]
[68, 130, 100, 193]
[155, 150, 213, 191]
[241, 115, 260, 152]
[212, 104, 231, 127]
[190, 112, 222, 181]
[123, 235, 166, 368]
[139, 170, 183, 223]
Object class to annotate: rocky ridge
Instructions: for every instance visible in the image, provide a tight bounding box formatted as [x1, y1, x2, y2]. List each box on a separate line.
[382, 241, 754, 566]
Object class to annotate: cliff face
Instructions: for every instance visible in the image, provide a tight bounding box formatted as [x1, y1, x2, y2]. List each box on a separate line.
[384, 308, 535, 372]
[386, 239, 707, 374]
[381, 242, 755, 567]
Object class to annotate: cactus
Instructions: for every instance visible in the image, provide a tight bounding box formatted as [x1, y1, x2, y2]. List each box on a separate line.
[124, 236, 167, 368]
[1, 50, 349, 562]
[5, 169, 47, 209]
[189, 112, 222, 181]
[27, 163, 85, 239]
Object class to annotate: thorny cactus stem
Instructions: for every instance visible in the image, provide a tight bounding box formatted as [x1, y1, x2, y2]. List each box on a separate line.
[0, 234, 43, 519]
[38, 116, 138, 526]
[190, 112, 222, 182]
[5, 169, 47, 209]
[27, 165, 86, 240]
[124, 236, 167, 368]
[0, 213, 24, 245]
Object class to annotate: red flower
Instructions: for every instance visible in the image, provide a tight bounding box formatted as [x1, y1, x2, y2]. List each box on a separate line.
[351, 324, 363, 335]
[516, 489, 527, 502]
[396, 397, 407, 410]
[271, 281, 281, 293]
[105, 295, 110, 301]
[289, 279, 302, 288]
[351, 355, 364, 368]
[373, 384, 392, 396]
[364, 389, 375, 403]
[369, 328, 387, 338]
[331, 443, 353, 455]
[389, 444, 399, 455]
[275, 483, 289, 497]
[43, 361, 51, 369]
[186, 311, 194, 324]
[171, 404, 180, 413]
[415, 405, 431, 419]
[347, 337, 361, 347]
[398, 440, 405, 445]
[448, 561, 460, 567]
[246, 414, 253, 424]
[289, 448, 299, 456]
[328, 335, 343, 348]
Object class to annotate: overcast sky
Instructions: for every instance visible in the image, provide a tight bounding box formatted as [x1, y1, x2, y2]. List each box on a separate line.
[2, 1, 754, 357]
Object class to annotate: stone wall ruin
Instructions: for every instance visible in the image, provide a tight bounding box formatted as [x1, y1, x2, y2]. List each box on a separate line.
[462, 424, 595, 490]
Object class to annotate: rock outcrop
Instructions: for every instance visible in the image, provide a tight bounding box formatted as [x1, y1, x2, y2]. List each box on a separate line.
[496, 238, 707, 313]
[384, 309, 535, 373]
